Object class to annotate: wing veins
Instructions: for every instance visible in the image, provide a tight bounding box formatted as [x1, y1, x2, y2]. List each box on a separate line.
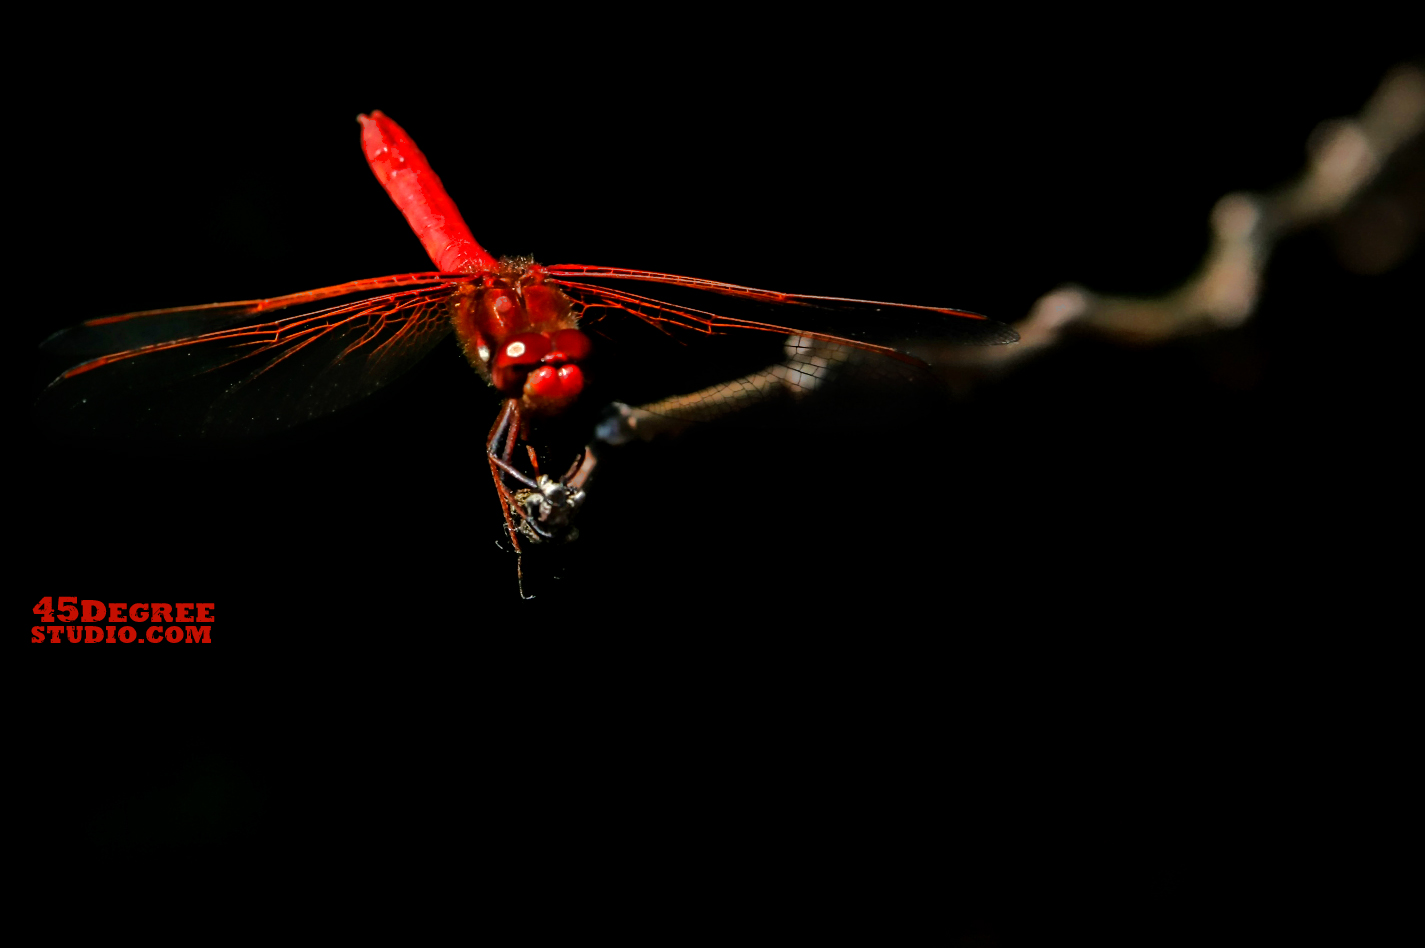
[547, 265, 992, 321]
[57, 286, 457, 383]
[557, 279, 915, 363]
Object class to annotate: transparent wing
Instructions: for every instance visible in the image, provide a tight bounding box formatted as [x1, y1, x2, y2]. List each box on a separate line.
[39, 275, 472, 438]
[44, 273, 463, 355]
[545, 265, 1019, 356]
[547, 265, 1017, 434]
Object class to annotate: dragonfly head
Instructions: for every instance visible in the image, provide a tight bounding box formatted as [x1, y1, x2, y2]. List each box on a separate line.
[455, 265, 594, 415]
[491, 327, 593, 414]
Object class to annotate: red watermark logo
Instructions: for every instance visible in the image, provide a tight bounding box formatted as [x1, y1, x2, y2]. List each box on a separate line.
[31, 597, 213, 644]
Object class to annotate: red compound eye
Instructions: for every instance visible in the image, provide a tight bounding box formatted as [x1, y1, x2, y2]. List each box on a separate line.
[494, 332, 551, 369]
[481, 288, 523, 336]
[491, 332, 553, 393]
[521, 284, 569, 324]
[546, 329, 592, 363]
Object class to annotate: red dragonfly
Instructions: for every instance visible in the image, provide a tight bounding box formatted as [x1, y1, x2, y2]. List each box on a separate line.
[41, 111, 1017, 566]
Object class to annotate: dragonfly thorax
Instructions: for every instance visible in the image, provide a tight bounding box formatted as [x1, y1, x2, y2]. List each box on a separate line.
[451, 260, 592, 415]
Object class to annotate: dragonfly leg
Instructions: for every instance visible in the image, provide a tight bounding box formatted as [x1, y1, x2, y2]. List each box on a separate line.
[486, 398, 526, 552]
[487, 399, 594, 548]
[562, 445, 598, 491]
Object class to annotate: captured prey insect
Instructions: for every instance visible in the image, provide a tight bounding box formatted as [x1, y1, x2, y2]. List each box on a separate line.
[40, 111, 1018, 585]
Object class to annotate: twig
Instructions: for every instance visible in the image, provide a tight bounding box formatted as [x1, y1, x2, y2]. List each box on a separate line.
[934, 63, 1425, 367]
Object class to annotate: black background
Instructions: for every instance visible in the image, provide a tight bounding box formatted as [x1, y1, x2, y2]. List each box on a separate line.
[17, 22, 1418, 940]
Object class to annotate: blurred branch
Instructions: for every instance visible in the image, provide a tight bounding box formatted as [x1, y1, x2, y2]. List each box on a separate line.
[597, 65, 1424, 444]
[939, 63, 1425, 367]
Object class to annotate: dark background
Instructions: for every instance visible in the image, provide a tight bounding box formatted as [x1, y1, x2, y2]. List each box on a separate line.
[18, 24, 1417, 940]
